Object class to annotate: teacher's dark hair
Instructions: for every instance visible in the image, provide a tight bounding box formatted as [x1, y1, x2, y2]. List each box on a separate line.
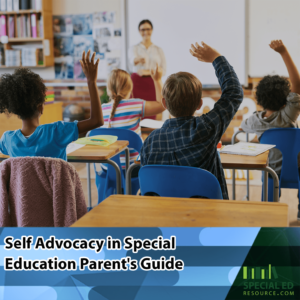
[138, 20, 153, 30]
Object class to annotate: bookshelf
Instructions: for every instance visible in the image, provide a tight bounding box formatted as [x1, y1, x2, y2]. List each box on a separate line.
[0, 0, 54, 68]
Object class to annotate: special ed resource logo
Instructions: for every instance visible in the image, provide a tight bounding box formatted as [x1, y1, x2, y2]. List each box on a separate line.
[242, 264, 294, 297]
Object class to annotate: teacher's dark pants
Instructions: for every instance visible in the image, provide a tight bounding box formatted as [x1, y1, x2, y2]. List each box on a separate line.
[131, 73, 157, 120]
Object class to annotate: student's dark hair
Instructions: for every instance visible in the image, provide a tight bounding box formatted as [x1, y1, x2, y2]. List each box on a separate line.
[162, 72, 202, 117]
[256, 75, 290, 111]
[0, 68, 46, 120]
[138, 19, 153, 30]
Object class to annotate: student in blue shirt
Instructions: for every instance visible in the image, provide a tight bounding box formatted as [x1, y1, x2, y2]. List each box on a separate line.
[0, 50, 104, 161]
[140, 42, 244, 199]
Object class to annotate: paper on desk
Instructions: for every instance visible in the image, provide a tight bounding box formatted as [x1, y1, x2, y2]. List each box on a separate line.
[220, 142, 275, 156]
[66, 143, 85, 155]
[75, 135, 118, 147]
[140, 119, 164, 129]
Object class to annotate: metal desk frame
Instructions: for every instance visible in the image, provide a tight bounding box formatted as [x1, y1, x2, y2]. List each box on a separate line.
[231, 130, 279, 202]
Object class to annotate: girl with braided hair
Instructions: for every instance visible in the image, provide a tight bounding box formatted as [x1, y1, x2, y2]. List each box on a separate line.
[101, 65, 165, 172]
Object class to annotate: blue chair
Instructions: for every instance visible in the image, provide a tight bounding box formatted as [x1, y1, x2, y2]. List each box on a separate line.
[260, 128, 300, 218]
[88, 128, 143, 203]
[139, 165, 223, 199]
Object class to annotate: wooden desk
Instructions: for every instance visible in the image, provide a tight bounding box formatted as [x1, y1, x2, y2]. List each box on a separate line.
[0, 141, 130, 209]
[71, 195, 289, 227]
[68, 141, 129, 208]
[68, 141, 129, 162]
[0, 102, 63, 138]
[125, 151, 280, 202]
[220, 152, 268, 169]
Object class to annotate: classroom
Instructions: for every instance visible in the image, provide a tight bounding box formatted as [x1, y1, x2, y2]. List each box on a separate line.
[0, 0, 299, 227]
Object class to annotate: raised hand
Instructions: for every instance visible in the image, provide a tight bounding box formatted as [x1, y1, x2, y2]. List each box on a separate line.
[80, 50, 100, 83]
[190, 42, 221, 63]
[269, 40, 287, 55]
[151, 63, 163, 81]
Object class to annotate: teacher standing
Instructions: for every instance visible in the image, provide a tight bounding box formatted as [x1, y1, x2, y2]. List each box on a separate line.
[128, 20, 166, 120]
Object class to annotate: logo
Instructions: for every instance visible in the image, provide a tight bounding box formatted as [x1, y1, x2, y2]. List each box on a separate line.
[241, 264, 294, 297]
[243, 264, 278, 280]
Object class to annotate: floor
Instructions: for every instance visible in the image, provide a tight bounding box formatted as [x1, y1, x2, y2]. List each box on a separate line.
[72, 163, 300, 227]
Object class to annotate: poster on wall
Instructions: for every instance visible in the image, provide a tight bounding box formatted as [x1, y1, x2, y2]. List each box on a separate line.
[73, 35, 94, 79]
[53, 11, 120, 80]
[73, 14, 93, 36]
[53, 15, 73, 36]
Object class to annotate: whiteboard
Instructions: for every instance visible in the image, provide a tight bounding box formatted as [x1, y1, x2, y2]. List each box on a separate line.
[249, 0, 300, 77]
[126, 0, 247, 86]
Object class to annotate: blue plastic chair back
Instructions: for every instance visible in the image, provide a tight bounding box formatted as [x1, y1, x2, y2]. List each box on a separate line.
[88, 128, 143, 152]
[260, 128, 300, 190]
[139, 165, 223, 199]
[88, 128, 143, 202]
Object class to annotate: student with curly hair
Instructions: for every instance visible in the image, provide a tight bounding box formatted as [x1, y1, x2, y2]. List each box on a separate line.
[241, 40, 300, 174]
[0, 50, 104, 160]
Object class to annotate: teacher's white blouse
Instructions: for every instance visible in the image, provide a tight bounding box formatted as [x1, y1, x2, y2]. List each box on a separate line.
[128, 43, 167, 76]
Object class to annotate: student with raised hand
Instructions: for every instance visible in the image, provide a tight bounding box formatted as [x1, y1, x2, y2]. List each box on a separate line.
[100, 64, 165, 172]
[241, 40, 300, 174]
[0, 50, 104, 161]
[140, 42, 244, 199]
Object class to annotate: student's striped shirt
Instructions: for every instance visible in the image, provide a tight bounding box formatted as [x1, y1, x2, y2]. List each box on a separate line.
[102, 98, 145, 169]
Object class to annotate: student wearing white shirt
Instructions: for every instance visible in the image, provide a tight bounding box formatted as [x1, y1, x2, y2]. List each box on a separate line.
[128, 20, 166, 119]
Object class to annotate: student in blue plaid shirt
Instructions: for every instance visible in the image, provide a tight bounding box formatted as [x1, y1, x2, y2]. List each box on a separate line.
[140, 42, 244, 199]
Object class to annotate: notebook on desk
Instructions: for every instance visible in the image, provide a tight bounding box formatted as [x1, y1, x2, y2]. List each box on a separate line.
[140, 119, 164, 129]
[220, 142, 275, 156]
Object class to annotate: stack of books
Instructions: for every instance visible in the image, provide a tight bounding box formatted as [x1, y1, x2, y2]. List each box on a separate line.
[0, 13, 43, 38]
[11, 43, 43, 66]
[45, 91, 55, 104]
[5, 49, 21, 66]
[0, 0, 42, 11]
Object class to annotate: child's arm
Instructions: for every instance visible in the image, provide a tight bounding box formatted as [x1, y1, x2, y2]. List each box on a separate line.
[190, 42, 244, 139]
[144, 64, 165, 116]
[270, 40, 300, 94]
[77, 50, 104, 134]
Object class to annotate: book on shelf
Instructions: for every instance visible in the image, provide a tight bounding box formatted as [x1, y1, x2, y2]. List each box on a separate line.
[0, 46, 4, 65]
[26, 14, 31, 37]
[8, 16, 14, 37]
[20, 0, 29, 10]
[6, 0, 12, 11]
[37, 47, 43, 65]
[0, 0, 6, 12]
[5, 49, 21, 66]
[22, 15, 26, 37]
[39, 15, 43, 37]
[31, 13, 37, 37]
[11, 43, 43, 66]
[13, 0, 19, 11]
[16, 15, 20, 37]
[35, 0, 42, 10]
[21, 48, 37, 66]
[0, 15, 6, 36]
